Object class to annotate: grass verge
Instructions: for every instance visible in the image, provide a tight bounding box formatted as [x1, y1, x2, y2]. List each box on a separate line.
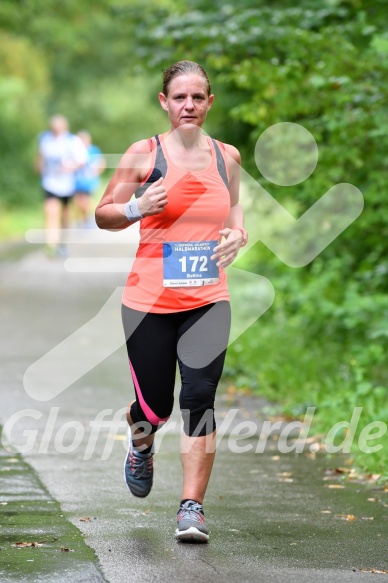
[0, 205, 43, 243]
[0, 428, 106, 582]
[225, 311, 388, 481]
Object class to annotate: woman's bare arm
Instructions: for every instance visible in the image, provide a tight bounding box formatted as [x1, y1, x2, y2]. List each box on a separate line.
[95, 140, 167, 230]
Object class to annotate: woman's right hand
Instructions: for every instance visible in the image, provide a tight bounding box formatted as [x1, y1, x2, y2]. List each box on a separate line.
[138, 177, 168, 217]
[95, 140, 167, 230]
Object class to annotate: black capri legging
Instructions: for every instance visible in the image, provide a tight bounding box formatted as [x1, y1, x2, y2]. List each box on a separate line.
[121, 301, 231, 437]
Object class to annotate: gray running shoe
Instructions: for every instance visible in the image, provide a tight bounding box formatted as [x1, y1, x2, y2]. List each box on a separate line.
[124, 435, 153, 498]
[175, 500, 209, 543]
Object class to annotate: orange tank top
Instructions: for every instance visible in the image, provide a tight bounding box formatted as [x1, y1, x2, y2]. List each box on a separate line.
[122, 133, 231, 313]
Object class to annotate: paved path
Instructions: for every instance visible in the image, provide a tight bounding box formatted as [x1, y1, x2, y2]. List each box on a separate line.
[0, 236, 387, 582]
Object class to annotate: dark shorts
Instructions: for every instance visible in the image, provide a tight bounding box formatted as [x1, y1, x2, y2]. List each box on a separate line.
[122, 301, 231, 437]
[75, 189, 93, 195]
[43, 190, 73, 206]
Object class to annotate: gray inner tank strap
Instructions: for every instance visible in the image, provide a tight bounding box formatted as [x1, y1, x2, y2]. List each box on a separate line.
[134, 135, 228, 198]
[210, 138, 229, 189]
[134, 135, 167, 199]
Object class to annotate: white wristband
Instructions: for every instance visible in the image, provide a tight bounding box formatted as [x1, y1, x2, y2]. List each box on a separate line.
[124, 198, 143, 222]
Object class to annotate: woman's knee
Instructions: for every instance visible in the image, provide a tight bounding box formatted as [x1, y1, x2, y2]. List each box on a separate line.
[179, 384, 216, 437]
[129, 400, 172, 435]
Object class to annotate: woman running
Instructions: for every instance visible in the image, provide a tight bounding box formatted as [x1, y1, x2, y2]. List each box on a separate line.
[95, 60, 247, 543]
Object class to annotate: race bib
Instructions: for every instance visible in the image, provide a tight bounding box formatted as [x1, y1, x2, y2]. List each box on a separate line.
[163, 240, 219, 287]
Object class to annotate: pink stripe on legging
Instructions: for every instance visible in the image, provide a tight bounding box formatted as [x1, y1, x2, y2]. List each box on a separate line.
[129, 360, 170, 426]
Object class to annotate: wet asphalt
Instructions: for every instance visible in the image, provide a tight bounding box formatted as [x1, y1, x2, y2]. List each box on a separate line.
[0, 233, 387, 582]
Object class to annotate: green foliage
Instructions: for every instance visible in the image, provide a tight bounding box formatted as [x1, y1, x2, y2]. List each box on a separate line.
[52, 76, 168, 155]
[225, 327, 388, 476]
[0, 32, 49, 206]
[0, 0, 167, 208]
[126, 0, 388, 474]
[0, 0, 387, 474]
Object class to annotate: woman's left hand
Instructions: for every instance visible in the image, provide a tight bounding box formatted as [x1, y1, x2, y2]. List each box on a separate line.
[211, 228, 244, 269]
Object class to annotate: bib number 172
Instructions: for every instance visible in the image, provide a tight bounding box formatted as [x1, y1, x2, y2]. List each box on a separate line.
[162, 240, 219, 287]
[178, 255, 208, 273]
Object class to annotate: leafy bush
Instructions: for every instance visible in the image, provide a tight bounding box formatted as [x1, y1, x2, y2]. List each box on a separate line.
[130, 0, 388, 476]
[0, 32, 48, 207]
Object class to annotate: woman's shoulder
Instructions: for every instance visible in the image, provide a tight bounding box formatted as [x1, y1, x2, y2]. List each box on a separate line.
[119, 138, 155, 172]
[216, 140, 241, 164]
[125, 137, 155, 155]
[116, 138, 155, 180]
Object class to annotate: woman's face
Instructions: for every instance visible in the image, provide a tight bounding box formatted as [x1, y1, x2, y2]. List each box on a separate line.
[159, 74, 214, 130]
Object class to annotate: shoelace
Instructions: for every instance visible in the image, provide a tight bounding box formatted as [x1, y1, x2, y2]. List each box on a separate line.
[179, 503, 204, 523]
[129, 450, 153, 478]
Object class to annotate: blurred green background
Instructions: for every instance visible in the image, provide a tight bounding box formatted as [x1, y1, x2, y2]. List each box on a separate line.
[0, 0, 387, 476]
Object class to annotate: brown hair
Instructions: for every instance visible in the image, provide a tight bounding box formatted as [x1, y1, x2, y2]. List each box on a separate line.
[162, 60, 211, 96]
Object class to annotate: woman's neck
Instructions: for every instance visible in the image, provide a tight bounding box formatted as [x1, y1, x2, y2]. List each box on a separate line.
[165, 126, 205, 151]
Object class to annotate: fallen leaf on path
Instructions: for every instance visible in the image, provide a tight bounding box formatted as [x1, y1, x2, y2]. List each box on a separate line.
[15, 536, 58, 547]
[268, 414, 296, 423]
[79, 517, 91, 522]
[334, 467, 353, 474]
[240, 387, 253, 396]
[360, 568, 388, 575]
[367, 474, 382, 482]
[335, 514, 356, 521]
[60, 547, 75, 552]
